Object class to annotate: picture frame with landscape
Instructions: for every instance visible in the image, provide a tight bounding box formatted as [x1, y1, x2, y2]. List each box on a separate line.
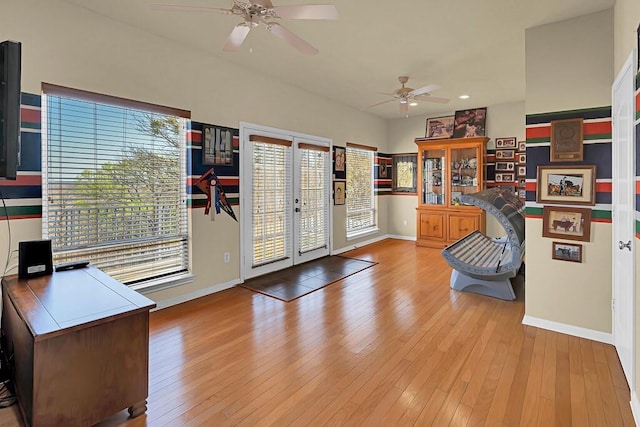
[542, 205, 591, 242]
[536, 165, 596, 205]
[425, 116, 455, 139]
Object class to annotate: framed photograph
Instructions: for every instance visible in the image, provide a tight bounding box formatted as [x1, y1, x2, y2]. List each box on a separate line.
[452, 108, 487, 138]
[202, 124, 234, 166]
[518, 153, 526, 163]
[536, 165, 596, 205]
[379, 159, 388, 178]
[334, 181, 345, 205]
[495, 173, 514, 182]
[542, 205, 591, 242]
[518, 189, 526, 198]
[334, 147, 345, 172]
[552, 241, 583, 263]
[495, 137, 517, 149]
[425, 115, 455, 139]
[518, 141, 526, 152]
[518, 165, 526, 176]
[550, 117, 584, 162]
[495, 150, 515, 160]
[518, 178, 526, 188]
[392, 153, 417, 194]
[495, 162, 515, 171]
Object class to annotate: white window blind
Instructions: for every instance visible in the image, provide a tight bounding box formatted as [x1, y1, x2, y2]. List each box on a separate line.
[251, 136, 292, 267]
[41, 86, 188, 285]
[346, 144, 375, 234]
[298, 144, 328, 254]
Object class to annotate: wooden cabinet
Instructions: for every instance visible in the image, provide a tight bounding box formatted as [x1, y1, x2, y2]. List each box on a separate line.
[415, 136, 488, 248]
[1, 266, 156, 427]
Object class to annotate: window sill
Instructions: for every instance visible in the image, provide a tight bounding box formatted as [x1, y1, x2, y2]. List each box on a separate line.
[346, 227, 380, 241]
[130, 272, 194, 294]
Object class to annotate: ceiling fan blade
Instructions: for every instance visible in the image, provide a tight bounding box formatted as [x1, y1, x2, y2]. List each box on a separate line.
[410, 84, 440, 97]
[266, 23, 318, 55]
[149, 4, 233, 14]
[363, 98, 395, 109]
[223, 24, 251, 52]
[399, 102, 409, 115]
[413, 94, 450, 104]
[273, 5, 339, 20]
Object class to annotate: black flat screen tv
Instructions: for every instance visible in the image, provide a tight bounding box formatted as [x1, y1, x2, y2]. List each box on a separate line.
[0, 40, 21, 180]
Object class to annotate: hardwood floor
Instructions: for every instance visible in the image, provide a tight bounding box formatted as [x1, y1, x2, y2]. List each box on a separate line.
[1, 239, 635, 426]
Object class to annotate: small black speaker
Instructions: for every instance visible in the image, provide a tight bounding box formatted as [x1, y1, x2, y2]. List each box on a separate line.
[18, 240, 53, 279]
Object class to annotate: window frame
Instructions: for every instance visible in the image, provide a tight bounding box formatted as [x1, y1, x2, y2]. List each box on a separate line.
[345, 143, 376, 238]
[41, 83, 191, 289]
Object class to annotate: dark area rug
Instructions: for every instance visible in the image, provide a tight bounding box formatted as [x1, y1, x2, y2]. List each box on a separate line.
[239, 255, 377, 302]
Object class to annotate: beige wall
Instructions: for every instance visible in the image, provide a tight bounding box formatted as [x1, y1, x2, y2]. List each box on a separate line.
[386, 101, 525, 238]
[0, 0, 388, 305]
[524, 9, 614, 333]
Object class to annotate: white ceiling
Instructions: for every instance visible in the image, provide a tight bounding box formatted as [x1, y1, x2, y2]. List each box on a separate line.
[61, 0, 614, 119]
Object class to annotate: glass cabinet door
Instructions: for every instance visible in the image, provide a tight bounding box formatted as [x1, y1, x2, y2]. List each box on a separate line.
[422, 148, 445, 205]
[449, 147, 479, 205]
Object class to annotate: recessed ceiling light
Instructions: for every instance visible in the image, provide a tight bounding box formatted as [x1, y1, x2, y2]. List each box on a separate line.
[409, 102, 418, 106]
[459, 94, 470, 99]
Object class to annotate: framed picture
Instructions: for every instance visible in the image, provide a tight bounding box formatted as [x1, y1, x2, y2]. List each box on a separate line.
[495, 162, 514, 171]
[542, 205, 591, 242]
[202, 124, 234, 166]
[518, 165, 526, 176]
[495, 137, 517, 149]
[379, 159, 388, 178]
[518, 141, 526, 152]
[518, 189, 526, 198]
[550, 117, 584, 162]
[334, 181, 345, 205]
[425, 115, 455, 139]
[536, 165, 596, 205]
[334, 147, 345, 172]
[392, 153, 417, 194]
[552, 241, 583, 263]
[518, 178, 526, 188]
[452, 108, 487, 138]
[495, 173, 514, 182]
[518, 153, 526, 163]
[495, 150, 515, 160]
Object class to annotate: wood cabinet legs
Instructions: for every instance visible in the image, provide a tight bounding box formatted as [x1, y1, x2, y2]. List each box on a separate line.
[128, 400, 147, 418]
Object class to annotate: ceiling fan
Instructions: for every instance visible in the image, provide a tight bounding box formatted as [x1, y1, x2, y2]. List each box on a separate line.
[150, 0, 339, 55]
[366, 76, 449, 115]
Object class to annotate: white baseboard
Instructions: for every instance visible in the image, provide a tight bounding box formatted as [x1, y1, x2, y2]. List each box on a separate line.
[387, 234, 416, 241]
[332, 234, 390, 255]
[151, 278, 240, 311]
[522, 315, 613, 345]
[631, 391, 640, 427]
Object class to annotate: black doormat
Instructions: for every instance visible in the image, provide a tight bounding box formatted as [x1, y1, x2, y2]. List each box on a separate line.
[238, 255, 377, 302]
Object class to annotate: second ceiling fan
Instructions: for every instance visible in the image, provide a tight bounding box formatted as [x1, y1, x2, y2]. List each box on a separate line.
[151, 0, 339, 55]
[367, 76, 449, 115]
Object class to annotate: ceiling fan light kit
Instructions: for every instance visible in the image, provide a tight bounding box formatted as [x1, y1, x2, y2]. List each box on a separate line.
[152, 0, 339, 55]
[365, 76, 450, 115]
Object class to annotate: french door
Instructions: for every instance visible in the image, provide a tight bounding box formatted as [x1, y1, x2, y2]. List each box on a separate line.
[240, 123, 331, 280]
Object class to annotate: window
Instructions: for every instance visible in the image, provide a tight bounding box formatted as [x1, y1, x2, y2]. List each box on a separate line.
[41, 84, 189, 287]
[346, 143, 376, 236]
[392, 153, 417, 193]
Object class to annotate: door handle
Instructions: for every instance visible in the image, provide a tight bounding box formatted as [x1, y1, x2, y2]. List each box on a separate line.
[618, 240, 631, 251]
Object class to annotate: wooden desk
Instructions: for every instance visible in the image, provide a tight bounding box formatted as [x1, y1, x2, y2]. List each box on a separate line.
[1, 266, 156, 426]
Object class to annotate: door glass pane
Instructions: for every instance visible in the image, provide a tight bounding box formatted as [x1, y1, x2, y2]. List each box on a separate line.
[298, 147, 328, 254]
[422, 149, 445, 205]
[450, 147, 479, 205]
[252, 142, 291, 266]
